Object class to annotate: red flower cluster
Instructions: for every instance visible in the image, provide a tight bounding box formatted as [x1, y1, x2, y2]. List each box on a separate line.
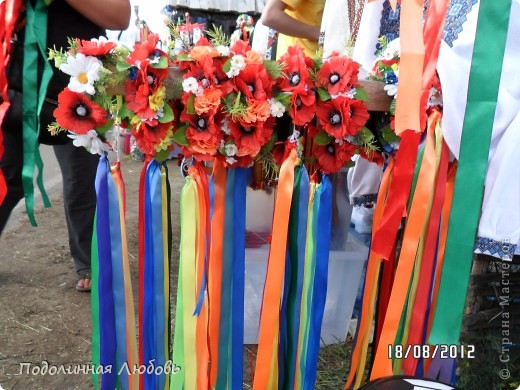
[275, 48, 369, 174]
[124, 34, 175, 158]
[174, 38, 279, 168]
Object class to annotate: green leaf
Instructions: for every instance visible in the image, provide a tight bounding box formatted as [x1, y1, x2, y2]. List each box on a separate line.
[116, 61, 132, 72]
[151, 56, 168, 69]
[222, 59, 231, 74]
[159, 104, 174, 123]
[186, 94, 196, 115]
[119, 104, 133, 120]
[355, 87, 369, 102]
[172, 125, 189, 146]
[389, 98, 396, 116]
[356, 126, 375, 143]
[176, 54, 194, 62]
[274, 92, 292, 109]
[314, 130, 333, 146]
[317, 87, 331, 102]
[382, 124, 400, 143]
[154, 148, 171, 162]
[263, 60, 285, 80]
[95, 118, 114, 134]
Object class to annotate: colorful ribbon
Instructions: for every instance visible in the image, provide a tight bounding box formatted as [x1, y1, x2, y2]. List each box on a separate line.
[93, 153, 117, 389]
[21, 0, 52, 225]
[143, 160, 170, 389]
[303, 175, 332, 390]
[283, 166, 309, 390]
[253, 148, 297, 389]
[429, 0, 513, 346]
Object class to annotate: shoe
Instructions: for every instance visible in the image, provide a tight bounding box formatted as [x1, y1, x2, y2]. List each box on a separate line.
[351, 204, 374, 234]
[76, 273, 91, 292]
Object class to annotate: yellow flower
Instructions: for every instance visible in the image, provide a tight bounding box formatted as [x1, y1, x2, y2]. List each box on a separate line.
[154, 125, 174, 152]
[149, 86, 166, 111]
[130, 115, 142, 130]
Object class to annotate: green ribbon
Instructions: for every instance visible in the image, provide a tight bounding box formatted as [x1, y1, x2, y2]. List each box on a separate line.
[429, 0, 513, 345]
[90, 212, 100, 390]
[22, 0, 52, 226]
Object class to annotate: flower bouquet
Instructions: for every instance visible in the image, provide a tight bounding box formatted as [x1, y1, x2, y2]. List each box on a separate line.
[272, 46, 372, 174]
[48, 36, 129, 154]
[50, 33, 183, 161]
[172, 32, 284, 170]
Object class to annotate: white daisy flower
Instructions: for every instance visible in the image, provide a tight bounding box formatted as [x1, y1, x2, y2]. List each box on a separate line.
[68, 130, 110, 155]
[269, 99, 286, 118]
[182, 77, 199, 94]
[60, 53, 102, 95]
[224, 143, 238, 157]
[216, 45, 230, 57]
[230, 54, 245, 69]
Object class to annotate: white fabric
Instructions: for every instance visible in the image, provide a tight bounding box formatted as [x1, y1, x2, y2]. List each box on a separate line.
[437, 1, 520, 258]
[347, 155, 383, 202]
[352, 0, 384, 78]
[319, 0, 352, 55]
[251, 20, 270, 56]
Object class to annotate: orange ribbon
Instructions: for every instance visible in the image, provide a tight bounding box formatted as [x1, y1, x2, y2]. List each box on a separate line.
[253, 148, 297, 390]
[394, 0, 424, 136]
[208, 160, 227, 388]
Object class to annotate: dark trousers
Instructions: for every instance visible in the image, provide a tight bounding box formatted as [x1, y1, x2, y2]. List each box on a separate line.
[0, 89, 25, 234]
[53, 142, 98, 277]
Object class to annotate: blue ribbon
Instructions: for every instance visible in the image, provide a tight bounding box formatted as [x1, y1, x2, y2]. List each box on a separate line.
[231, 167, 251, 389]
[143, 161, 161, 389]
[107, 169, 128, 390]
[216, 168, 236, 388]
[304, 175, 332, 390]
[150, 162, 167, 390]
[94, 153, 117, 390]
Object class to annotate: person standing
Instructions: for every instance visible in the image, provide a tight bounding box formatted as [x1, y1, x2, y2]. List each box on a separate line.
[0, 0, 130, 291]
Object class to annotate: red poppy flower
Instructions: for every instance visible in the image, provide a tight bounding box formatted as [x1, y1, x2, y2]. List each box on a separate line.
[233, 63, 272, 100]
[180, 110, 224, 158]
[230, 117, 275, 157]
[186, 57, 216, 89]
[230, 39, 251, 56]
[125, 66, 168, 121]
[76, 38, 117, 56]
[278, 46, 313, 91]
[53, 88, 107, 134]
[313, 141, 356, 174]
[132, 121, 172, 156]
[317, 54, 360, 95]
[316, 96, 369, 138]
[289, 88, 316, 126]
[127, 33, 161, 66]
